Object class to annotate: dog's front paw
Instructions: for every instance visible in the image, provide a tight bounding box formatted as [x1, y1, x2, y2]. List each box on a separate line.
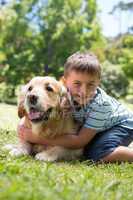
[35, 152, 57, 162]
[9, 147, 29, 157]
[2, 144, 17, 151]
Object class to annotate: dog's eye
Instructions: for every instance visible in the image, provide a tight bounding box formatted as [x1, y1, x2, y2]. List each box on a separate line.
[46, 85, 54, 92]
[28, 86, 33, 91]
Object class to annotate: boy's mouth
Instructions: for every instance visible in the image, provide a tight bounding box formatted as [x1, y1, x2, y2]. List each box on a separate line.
[73, 96, 94, 107]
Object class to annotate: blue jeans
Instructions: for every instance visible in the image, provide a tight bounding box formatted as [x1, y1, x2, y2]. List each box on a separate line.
[83, 125, 133, 162]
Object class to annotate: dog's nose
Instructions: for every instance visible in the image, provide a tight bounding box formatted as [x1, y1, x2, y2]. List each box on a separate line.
[28, 94, 38, 105]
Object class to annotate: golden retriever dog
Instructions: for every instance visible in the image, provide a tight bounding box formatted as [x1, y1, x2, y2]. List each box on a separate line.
[4, 76, 82, 161]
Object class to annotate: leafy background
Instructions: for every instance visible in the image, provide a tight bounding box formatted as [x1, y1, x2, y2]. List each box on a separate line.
[0, 0, 133, 103]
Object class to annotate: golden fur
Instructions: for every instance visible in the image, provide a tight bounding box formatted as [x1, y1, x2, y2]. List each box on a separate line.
[4, 76, 82, 161]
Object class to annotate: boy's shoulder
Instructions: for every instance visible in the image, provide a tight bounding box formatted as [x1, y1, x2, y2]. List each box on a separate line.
[89, 87, 111, 107]
[86, 87, 128, 114]
[87, 87, 132, 115]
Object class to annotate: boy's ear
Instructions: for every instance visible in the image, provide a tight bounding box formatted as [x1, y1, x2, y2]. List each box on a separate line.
[58, 76, 68, 97]
[58, 77, 68, 109]
[58, 78, 67, 97]
[59, 76, 66, 86]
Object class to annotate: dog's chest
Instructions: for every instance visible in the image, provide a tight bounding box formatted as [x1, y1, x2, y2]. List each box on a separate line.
[31, 123, 57, 138]
[31, 118, 76, 138]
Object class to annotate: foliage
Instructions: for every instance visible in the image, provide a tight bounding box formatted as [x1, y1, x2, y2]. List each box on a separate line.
[0, 0, 105, 88]
[0, 0, 40, 89]
[32, 0, 106, 77]
[110, 0, 133, 34]
[110, 0, 133, 13]
[0, 82, 17, 104]
[118, 35, 133, 79]
[0, 0, 132, 101]
[101, 61, 129, 98]
[106, 0, 133, 81]
[119, 48, 133, 79]
[122, 35, 133, 48]
[105, 34, 133, 80]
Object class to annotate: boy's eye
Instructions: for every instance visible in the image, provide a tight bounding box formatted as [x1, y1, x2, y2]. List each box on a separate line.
[87, 84, 93, 88]
[87, 84, 96, 90]
[74, 82, 81, 85]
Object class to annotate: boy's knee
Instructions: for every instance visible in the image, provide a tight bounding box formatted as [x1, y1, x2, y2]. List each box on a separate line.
[100, 146, 131, 162]
[101, 153, 115, 163]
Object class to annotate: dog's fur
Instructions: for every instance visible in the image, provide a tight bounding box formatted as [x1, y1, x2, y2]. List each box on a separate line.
[4, 76, 82, 161]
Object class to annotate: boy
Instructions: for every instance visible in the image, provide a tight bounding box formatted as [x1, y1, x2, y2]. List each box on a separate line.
[19, 52, 133, 162]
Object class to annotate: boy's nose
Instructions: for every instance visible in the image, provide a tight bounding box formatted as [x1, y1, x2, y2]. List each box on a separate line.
[80, 85, 87, 97]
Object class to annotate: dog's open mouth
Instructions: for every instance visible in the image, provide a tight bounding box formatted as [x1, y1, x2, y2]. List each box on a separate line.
[28, 107, 52, 123]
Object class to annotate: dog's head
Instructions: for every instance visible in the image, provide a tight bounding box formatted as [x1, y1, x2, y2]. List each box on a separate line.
[18, 76, 68, 123]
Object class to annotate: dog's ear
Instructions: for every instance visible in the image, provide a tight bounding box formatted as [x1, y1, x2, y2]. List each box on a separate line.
[58, 80, 72, 117]
[18, 84, 28, 118]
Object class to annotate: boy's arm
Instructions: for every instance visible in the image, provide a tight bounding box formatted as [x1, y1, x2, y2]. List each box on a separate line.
[47, 127, 96, 149]
[18, 124, 96, 149]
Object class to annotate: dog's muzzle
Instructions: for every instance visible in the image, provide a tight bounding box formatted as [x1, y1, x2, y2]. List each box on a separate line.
[28, 107, 52, 123]
[28, 94, 38, 105]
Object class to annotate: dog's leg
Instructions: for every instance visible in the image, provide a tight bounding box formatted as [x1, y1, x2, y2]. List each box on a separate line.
[35, 146, 82, 161]
[35, 146, 66, 161]
[3, 144, 18, 151]
[61, 149, 83, 160]
[4, 142, 32, 157]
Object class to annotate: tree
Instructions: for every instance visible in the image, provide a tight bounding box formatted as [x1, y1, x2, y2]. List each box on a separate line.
[0, 0, 105, 97]
[35, 0, 106, 77]
[101, 61, 129, 98]
[111, 1, 133, 13]
[105, 33, 133, 79]
[110, 1, 133, 35]
[0, 0, 39, 88]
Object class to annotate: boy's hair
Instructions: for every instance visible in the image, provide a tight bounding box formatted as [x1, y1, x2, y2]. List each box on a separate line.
[64, 51, 101, 79]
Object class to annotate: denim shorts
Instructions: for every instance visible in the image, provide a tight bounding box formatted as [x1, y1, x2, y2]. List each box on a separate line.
[83, 125, 133, 162]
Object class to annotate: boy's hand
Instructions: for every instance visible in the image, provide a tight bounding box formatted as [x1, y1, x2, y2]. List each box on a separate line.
[17, 124, 48, 145]
[17, 124, 32, 141]
[60, 96, 72, 117]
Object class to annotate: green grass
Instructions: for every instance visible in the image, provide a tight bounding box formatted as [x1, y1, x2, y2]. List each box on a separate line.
[0, 103, 133, 200]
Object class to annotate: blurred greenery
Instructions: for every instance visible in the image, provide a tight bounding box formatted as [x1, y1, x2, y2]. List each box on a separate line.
[0, 0, 133, 103]
[101, 61, 129, 98]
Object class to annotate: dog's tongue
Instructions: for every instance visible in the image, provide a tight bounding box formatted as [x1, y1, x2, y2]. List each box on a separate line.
[28, 111, 42, 120]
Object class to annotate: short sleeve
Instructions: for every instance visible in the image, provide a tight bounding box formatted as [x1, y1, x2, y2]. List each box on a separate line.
[83, 102, 112, 132]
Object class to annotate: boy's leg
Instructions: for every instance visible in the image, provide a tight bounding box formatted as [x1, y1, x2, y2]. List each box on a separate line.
[102, 146, 133, 163]
[83, 126, 133, 163]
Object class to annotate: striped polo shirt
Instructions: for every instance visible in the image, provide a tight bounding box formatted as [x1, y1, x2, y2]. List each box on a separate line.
[72, 87, 133, 133]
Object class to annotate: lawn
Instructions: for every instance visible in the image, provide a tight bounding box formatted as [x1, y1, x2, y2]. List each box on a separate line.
[0, 103, 133, 200]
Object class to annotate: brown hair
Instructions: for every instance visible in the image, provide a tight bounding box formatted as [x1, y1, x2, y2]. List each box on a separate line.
[64, 51, 101, 79]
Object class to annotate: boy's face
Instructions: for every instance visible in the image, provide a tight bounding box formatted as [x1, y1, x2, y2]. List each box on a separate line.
[64, 70, 100, 106]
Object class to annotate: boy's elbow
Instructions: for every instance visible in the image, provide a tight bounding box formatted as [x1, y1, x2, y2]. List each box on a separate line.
[72, 137, 86, 149]
[74, 136, 90, 149]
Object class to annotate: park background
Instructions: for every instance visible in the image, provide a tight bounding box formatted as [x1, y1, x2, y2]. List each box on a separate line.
[0, 1, 133, 200]
[0, 0, 133, 103]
